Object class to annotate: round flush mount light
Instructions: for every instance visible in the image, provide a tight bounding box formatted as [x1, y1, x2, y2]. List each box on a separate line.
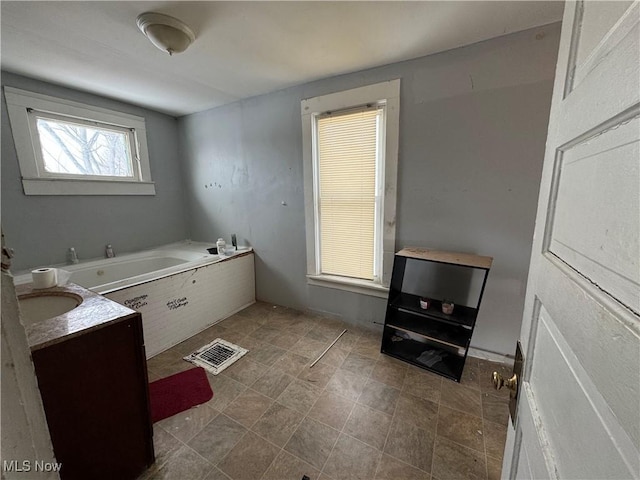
[136, 12, 195, 55]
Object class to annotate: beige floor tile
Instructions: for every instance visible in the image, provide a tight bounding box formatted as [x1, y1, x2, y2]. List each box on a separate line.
[370, 359, 407, 389]
[431, 436, 487, 480]
[308, 391, 355, 430]
[187, 414, 246, 465]
[325, 369, 368, 402]
[157, 404, 219, 443]
[486, 455, 503, 480]
[249, 325, 282, 344]
[334, 330, 360, 351]
[375, 454, 430, 480]
[262, 450, 321, 480]
[384, 418, 435, 472]
[343, 403, 392, 451]
[202, 466, 232, 480]
[351, 335, 382, 359]
[172, 325, 228, 355]
[317, 347, 351, 368]
[395, 392, 438, 431]
[147, 350, 192, 378]
[340, 352, 376, 377]
[251, 401, 304, 447]
[268, 330, 303, 350]
[402, 367, 442, 404]
[217, 432, 280, 480]
[436, 406, 484, 453]
[236, 301, 275, 319]
[357, 378, 400, 415]
[148, 444, 212, 480]
[284, 317, 317, 337]
[459, 360, 481, 391]
[250, 367, 294, 399]
[147, 369, 163, 383]
[293, 336, 330, 360]
[204, 373, 246, 412]
[220, 358, 268, 386]
[298, 362, 337, 389]
[284, 417, 340, 470]
[222, 388, 273, 427]
[322, 433, 381, 480]
[439, 380, 483, 417]
[143, 426, 182, 476]
[483, 420, 508, 459]
[221, 316, 261, 336]
[306, 324, 347, 343]
[277, 378, 323, 414]
[247, 341, 287, 366]
[272, 351, 312, 377]
[146, 305, 510, 480]
[481, 392, 510, 425]
[218, 329, 248, 345]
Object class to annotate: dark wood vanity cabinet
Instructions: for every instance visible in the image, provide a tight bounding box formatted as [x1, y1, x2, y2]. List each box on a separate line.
[31, 313, 154, 480]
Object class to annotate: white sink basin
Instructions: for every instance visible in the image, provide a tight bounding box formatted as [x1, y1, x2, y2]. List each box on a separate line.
[18, 293, 83, 327]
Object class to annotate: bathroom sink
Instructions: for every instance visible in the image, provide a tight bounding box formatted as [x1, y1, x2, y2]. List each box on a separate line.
[18, 293, 83, 327]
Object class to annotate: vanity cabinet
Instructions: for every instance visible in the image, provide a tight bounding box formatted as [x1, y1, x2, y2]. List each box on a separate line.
[31, 313, 154, 480]
[381, 247, 492, 382]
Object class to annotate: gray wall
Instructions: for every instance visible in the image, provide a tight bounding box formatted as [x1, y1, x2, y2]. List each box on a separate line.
[179, 24, 561, 356]
[1, 72, 189, 272]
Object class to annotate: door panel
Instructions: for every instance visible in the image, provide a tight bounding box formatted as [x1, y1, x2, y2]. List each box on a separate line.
[573, 1, 634, 76]
[548, 116, 639, 312]
[537, 256, 640, 449]
[531, 305, 636, 479]
[505, 2, 640, 479]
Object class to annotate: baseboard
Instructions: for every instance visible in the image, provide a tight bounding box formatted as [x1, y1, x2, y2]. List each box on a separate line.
[468, 347, 514, 365]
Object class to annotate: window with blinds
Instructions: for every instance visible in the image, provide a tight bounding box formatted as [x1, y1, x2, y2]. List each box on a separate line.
[315, 106, 384, 280]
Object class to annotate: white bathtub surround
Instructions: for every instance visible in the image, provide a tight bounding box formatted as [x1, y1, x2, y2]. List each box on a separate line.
[16, 241, 256, 358]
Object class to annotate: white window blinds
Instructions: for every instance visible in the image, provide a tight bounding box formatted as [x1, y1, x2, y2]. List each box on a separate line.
[316, 107, 382, 280]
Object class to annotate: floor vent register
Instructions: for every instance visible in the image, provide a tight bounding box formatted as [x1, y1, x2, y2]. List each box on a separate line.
[184, 338, 248, 375]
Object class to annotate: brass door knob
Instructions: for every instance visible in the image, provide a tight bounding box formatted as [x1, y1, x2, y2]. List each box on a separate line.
[492, 371, 518, 394]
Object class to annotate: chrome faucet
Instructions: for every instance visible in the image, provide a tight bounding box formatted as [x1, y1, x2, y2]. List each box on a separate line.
[67, 247, 79, 265]
[1, 232, 14, 272]
[105, 244, 115, 258]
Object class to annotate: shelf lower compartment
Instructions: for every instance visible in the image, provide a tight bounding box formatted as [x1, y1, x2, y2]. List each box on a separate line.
[381, 325, 466, 381]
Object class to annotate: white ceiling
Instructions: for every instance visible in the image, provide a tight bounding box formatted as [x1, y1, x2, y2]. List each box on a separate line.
[1, 1, 563, 117]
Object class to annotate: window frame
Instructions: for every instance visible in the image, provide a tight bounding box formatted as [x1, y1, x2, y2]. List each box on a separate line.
[4, 87, 155, 195]
[301, 80, 400, 298]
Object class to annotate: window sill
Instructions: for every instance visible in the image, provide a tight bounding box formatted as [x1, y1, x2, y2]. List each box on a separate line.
[307, 274, 389, 299]
[22, 178, 156, 196]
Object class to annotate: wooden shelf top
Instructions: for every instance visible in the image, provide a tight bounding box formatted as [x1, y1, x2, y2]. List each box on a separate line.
[396, 247, 493, 269]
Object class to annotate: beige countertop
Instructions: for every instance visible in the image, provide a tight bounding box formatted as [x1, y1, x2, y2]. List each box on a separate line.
[16, 282, 138, 351]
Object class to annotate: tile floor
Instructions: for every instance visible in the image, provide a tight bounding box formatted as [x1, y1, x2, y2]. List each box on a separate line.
[139, 302, 512, 480]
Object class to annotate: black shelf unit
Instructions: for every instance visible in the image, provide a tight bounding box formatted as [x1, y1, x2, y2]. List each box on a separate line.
[381, 247, 492, 382]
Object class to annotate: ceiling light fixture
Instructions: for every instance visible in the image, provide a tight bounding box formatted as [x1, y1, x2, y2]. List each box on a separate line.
[136, 12, 195, 56]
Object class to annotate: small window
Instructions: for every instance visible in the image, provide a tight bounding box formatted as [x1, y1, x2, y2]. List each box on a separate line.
[316, 106, 384, 281]
[4, 87, 155, 195]
[302, 80, 400, 298]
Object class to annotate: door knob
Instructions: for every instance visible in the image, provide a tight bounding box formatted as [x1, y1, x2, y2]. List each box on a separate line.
[492, 371, 518, 394]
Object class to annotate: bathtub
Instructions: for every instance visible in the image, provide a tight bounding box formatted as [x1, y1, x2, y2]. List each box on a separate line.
[16, 241, 256, 357]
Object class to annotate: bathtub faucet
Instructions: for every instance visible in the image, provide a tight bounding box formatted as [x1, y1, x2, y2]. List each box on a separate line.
[105, 244, 115, 258]
[67, 247, 79, 265]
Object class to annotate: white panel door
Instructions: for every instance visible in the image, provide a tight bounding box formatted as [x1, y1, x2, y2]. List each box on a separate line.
[503, 2, 640, 479]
